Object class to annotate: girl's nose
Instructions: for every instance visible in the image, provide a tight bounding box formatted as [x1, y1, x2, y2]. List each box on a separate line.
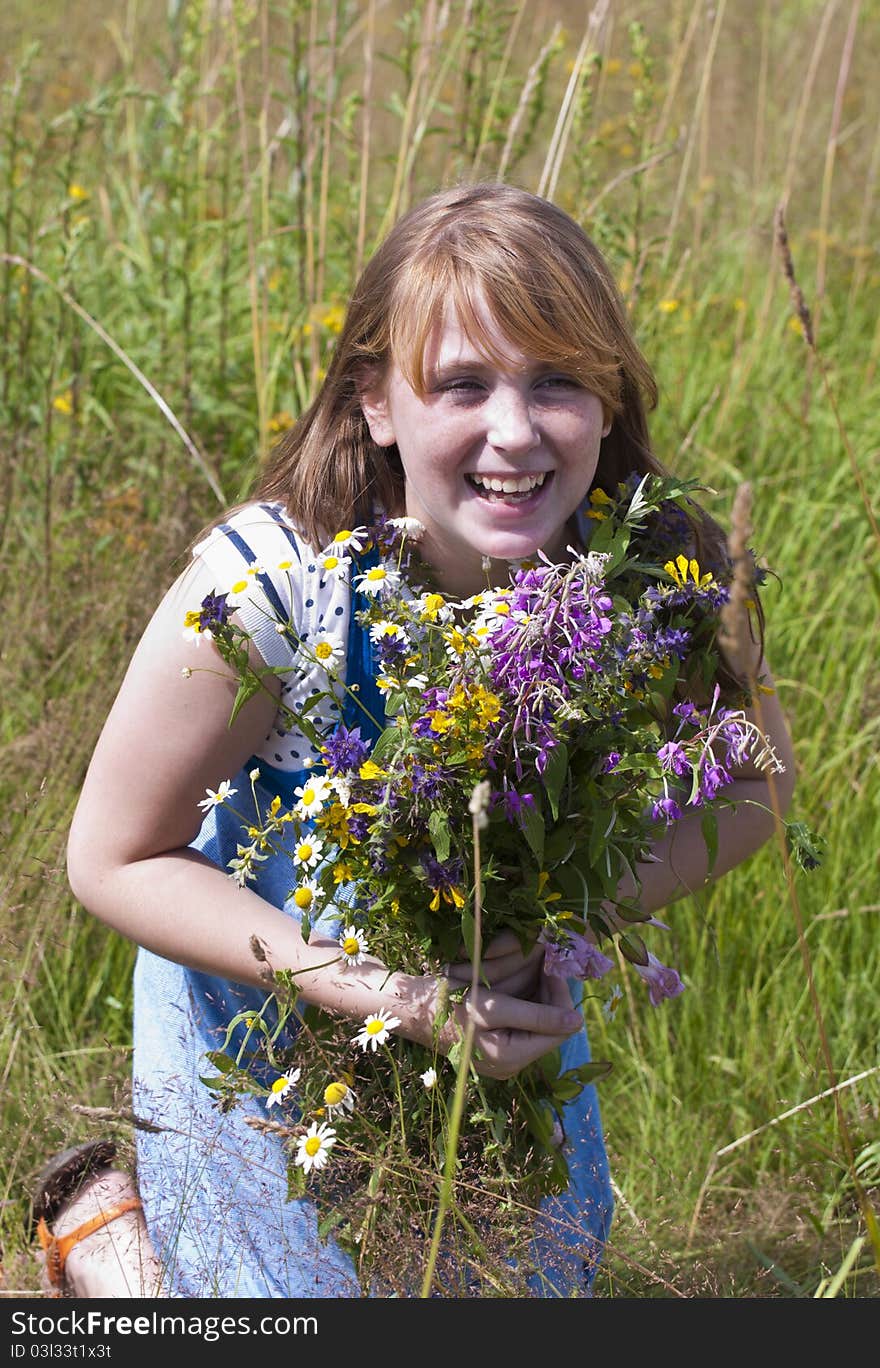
[486, 387, 539, 454]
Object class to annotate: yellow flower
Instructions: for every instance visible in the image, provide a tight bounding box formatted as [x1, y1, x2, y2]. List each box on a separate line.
[604, 57, 622, 75]
[268, 410, 294, 433]
[358, 760, 387, 781]
[420, 593, 446, 621]
[319, 303, 345, 334]
[663, 553, 715, 590]
[68, 183, 89, 201]
[52, 390, 73, 415]
[658, 298, 680, 314]
[429, 885, 465, 911]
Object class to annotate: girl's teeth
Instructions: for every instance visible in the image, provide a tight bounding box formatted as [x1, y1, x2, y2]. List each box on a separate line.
[471, 473, 546, 494]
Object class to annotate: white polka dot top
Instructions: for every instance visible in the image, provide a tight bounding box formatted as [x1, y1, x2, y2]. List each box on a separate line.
[192, 501, 351, 771]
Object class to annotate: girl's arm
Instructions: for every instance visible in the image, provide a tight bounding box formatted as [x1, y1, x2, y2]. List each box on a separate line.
[67, 563, 581, 1081]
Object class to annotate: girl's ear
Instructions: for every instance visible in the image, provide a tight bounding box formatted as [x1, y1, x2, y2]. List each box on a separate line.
[359, 384, 396, 448]
[601, 406, 613, 438]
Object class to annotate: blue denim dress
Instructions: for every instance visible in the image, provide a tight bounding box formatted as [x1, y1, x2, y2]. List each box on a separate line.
[133, 528, 614, 1298]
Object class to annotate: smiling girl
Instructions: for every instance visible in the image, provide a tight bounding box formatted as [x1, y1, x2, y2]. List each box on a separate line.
[37, 182, 794, 1299]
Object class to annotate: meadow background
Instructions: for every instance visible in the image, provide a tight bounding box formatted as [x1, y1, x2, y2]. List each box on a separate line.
[1, 0, 878, 1298]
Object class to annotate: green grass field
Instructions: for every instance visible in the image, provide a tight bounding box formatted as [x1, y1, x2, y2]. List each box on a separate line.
[1, 0, 878, 1298]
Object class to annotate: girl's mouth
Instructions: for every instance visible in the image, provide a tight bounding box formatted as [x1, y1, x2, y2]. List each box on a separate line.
[465, 471, 550, 503]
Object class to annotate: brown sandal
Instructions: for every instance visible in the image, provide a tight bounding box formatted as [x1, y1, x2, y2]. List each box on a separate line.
[32, 1141, 142, 1296]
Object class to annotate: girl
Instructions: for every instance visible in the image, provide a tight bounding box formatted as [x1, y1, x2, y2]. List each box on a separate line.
[39, 181, 795, 1299]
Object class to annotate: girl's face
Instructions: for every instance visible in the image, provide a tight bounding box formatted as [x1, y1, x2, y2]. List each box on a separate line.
[361, 297, 611, 598]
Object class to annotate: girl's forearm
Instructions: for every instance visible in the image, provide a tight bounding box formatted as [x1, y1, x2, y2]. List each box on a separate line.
[71, 848, 437, 1043]
[612, 774, 789, 918]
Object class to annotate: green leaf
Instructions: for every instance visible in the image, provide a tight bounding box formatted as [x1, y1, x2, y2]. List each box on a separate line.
[286, 1164, 308, 1201]
[429, 808, 451, 862]
[701, 809, 719, 876]
[520, 800, 545, 864]
[619, 931, 649, 967]
[228, 674, 262, 726]
[541, 742, 568, 821]
[203, 1049, 236, 1074]
[370, 725, 404, 762]
[460, 905, 476, 961]
[317, 1205, 349, 1241]
[588, 799, 613, 867]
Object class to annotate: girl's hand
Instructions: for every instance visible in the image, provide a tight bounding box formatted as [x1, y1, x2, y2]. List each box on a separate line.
[439, 967, 582, 1082]
[444, 929, 543, 998]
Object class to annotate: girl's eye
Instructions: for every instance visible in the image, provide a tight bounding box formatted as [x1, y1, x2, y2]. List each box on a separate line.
[440, 378, 485, 396]
[537, 374, 580, 391]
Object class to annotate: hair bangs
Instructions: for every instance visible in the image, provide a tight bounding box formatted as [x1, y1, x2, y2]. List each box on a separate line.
[386, 240, 623, 408]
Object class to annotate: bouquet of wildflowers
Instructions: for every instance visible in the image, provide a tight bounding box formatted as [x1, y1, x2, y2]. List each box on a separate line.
[187, 473, 793, 1292]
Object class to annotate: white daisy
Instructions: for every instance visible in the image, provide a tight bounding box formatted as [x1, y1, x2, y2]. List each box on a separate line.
[385, 516, 425, 539]
[265, 1067, 301, 1109]
[311, 636, 345, 671]
[323, 527, 368, 556]
[292, 836, 324, 870]
[316, 551, 352, 581]
[290, 878, 324, 915]
[369, 619, 408, 645]
[293, 775, 333, 819]
[323, 1078, 357, 1118]
[417, 591, 453, 624]
[420, 1067, 437, 1090]
[338, 925, 369, 967]
[197, 780, 237, 811]
[294, 1120, 337, 1175]
[353, 1008, 401, 1052]
[182, 621, 212, 646]
[353, 562, 402, 598]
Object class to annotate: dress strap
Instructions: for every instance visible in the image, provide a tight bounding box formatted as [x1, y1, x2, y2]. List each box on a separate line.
[213, 521, 299, 635]
[342, 546, 384, 748]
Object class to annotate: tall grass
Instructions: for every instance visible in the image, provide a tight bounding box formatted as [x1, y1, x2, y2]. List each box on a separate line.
[1, 0, 878, 1297]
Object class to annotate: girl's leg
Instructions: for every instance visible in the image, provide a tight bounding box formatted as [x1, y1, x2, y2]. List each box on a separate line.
[34, 1145, 165, 1298]
[50, 1168, 166, 1298]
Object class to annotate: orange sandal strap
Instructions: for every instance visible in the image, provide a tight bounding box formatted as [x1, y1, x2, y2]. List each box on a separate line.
[37, 1197, 143, 1290]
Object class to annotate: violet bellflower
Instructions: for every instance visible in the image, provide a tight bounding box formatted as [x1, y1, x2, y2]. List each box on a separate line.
[633, 950, 686, 1006]
[543, 932, 615, 982]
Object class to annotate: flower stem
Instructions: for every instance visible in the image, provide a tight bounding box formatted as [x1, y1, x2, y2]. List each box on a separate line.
[419, 785, 487, 1297]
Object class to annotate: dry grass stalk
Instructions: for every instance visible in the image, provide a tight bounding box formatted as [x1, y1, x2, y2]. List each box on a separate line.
[717, 481, 753, 663]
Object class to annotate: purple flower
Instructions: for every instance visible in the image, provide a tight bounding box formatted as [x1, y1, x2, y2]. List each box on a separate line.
[198, 590, 230, 632]
[633, 950, 686, 1006]
[543, 933, 615, 982]
[673, 701, 701, 726]
[500, 789, 535, 822]
[657, 741, 690, 778]
[651, 795, 683, 824]
[601, 752, 621, 774]
[697, 760, 733, 802]
[410, 764, 449, 801]
[322, 724, 370, 775]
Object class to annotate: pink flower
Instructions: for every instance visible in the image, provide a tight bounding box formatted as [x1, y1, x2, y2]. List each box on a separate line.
[544, 933, 614, 981]
[633, 950, 685, 1006]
